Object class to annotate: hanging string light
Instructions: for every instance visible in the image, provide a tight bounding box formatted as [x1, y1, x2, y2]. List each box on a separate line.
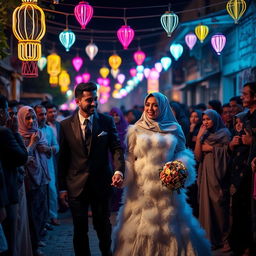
[47, 53, 61, 85]
[74, 1, 93, 29]
[12, 0, 46, 61]
[37, 56, 47, 71]
[185, 33, 197, 50]
[195, 24, 209, 43]
[133, 49, 146, 65]
[226, 0, 247, 24]
[72, 55, 83, 72]
[160, 10, 179, 37]
[85, 41, 98, 60]
[160, 57, 172, 71]
[108, 54, 122, 70]
[99, 67, 110, 78]
[211, 34, 226, 55]
[170, 43, 183, 61]
[22, 61, 38, 78]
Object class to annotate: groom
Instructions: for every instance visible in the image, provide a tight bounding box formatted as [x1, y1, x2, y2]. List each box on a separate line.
[58, 82, 125, 256]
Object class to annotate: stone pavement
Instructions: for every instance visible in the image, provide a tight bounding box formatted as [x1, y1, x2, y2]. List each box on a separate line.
[42, 210, 232, 256]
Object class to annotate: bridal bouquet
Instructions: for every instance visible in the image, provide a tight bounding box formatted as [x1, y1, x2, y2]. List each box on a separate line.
[159, 160, 188, 192]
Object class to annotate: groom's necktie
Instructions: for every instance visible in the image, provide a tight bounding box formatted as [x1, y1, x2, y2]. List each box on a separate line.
[83, 119, 92, 154]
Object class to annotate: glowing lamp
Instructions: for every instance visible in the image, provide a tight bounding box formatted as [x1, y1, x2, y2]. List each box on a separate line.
[99, 67, 109, 78]
[195, 24, 209, 43]
[59, 29, 76, 52]
[149, 68, 159, 80]
[85, 42, 98, 60]
[130, 68, 137, 77]
[47, 53, 61, 85]
[59, 70, 70, 87]
[109, 54, 122, 70]
[154, 62, 163, 73]
[97, 77, 104, 85]
[115, 83, 122, 90]
[211, 34, 226, 55]
[117, 74, 125, 84]
[170, 43, 183, 61]
[117, 25, 135, 50]
[160, 11, 179, 37]
[37, 56, 47, 71]
[133, 50, 146, 65]
[102, 78, 110, 87]
[226, 0, 246, 24]
[75, 75, 83, 84]
[160, 57, 172, 71]
[72, 56, 83, 72]
[144, 68, 151, 79]
[136, 65, 144, 73]
[22, 61, 38, 78]
[12, 0, 46, 61]
[111, 69, 119, 79]
[74, 1, 93, 29]
[185, 33, 197, 50]
[136, 73, 144, 82]
[82, 72, 91, 83]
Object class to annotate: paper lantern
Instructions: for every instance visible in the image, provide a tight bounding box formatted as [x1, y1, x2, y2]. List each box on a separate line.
[82, 72, 91, 83]
[22, 61, 38, 78]
[37, 56, 47, 71]
[170, 43, 183, 61]
[160, 11, 179, 37]
[136, 73, 144, 82]
[185, 33, 197, 50]
[99, 67, 109, 78]
[59, 29, 76, 52]
[211, 34, 226, 55]
[195, 24, 209, 43]
[117, 74, 125, 84]
[130, 68, 137, 77]
[75, 75, 83, 84]
[111, 69, 119, 79]
[149, 68, 159, 80]
[47, 53, 61, 85]
[72, 56, 83, 72]
[154, 62, 163, 73]
[114, 83, 122, 90]
[85, 42, 98, 60]
[74, 1, 93, 29]
[160, 57, 172, 71]
[144, 68, 151, 78]
[117, 25, 135, 50]
[59, 70, 70, 87]
[136, 65, 144, 73]
[133, 50, 146, 65]
[108, 54, 122, 70]
[226, 0, 246, 24]
[12, 0, 46, 61]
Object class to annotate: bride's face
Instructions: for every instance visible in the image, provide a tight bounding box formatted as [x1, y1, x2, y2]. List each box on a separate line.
[144, 96, 160, 120]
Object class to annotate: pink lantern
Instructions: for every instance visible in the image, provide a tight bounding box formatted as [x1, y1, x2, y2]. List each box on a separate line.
[130, 68, 137, 77]
[211, 34, 226, 55]
[143, 68, 151, 79]
[72, 56, 83, 72]
[117, 73, 125, 84]
[75, 75, 83, 84]
[82, 72, 91, 83]
[74, 1, 93, 30]
[149, 68, 159, 80]
[154, 62, 163, 73]
[133, 50, 146, 65]
[97, 77, 104, 85]
[102, 78, 110, 87]
[117, 25, 135, 50]
[185, 33, 197, 50]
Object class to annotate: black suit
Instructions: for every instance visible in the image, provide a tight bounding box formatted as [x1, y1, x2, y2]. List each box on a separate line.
[58, 111, 125, 256]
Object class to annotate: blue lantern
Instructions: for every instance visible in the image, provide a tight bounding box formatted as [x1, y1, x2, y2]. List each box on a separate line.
[37, 56, 47, 71]
[160, 57, 172, 71]
[170, 43, 183, 61]
[136, 65, 144, 73]
[59, 29, 76, 52]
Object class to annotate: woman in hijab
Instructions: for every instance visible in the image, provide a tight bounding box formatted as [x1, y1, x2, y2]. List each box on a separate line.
[195, 109, 231, 251]
[113, 92, 210, 256]
[18, 106, 50, 256]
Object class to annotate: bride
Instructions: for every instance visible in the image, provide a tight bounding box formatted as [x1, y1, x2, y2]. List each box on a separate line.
[113, 92, 211, 256]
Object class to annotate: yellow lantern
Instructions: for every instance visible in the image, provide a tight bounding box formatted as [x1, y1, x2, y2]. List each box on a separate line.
[114, 83, 122, 90]
[59, 70, 70, 87]
[60, 85, 68, 93]
[226, 0, 247, 24]
[99, 67, 109, 78]
[12, 0, 46, 61]
[195, 24, 209, 43]
[47, 53, 61, 85]
[108, 54, 122, 70]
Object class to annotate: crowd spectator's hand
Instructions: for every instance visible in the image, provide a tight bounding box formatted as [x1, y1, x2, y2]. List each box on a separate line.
[0, 207, 6, 223]
[241, 129, 252, 145]
[197, 125, 207, 139]
[59, 191, 69, 208]
[26, 156, 36, 167]
[251, 157, 256, 172]
[229, 135, 240, 150]
[29, 132, 39, 147]
[202, 143, 213, 152]
[37, 144, 50, 154]
[111, 173, 123, 188]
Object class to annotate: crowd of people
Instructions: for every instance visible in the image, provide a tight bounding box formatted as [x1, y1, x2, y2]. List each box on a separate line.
[0, 81, 255, 256]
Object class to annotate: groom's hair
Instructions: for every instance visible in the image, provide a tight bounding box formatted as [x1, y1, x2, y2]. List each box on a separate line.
[75, 82, 97, 98]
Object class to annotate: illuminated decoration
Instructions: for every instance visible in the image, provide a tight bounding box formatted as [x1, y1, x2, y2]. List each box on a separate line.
[160, 11, 179, 37]
[136, 73, 144, 82]
[211, 34, 226, 55]
[117, 74, 125, 84]
[22, 61, 38, 78]
[37, 56, 47, 71]
[149, 68, 160, 80]
[53, 0, 59, 4]
[12, 0, 46, 61]
[111, 69, 119, 79]
[226, 0, 246, 24]
[85, 42, 98, 60]
[99, 67, 109, 78]
[115, 83, 122, 90]
[154, 62, 163, 73]
[130, 68, 137, 77]
[82, 72, 91, 83]
[133, 50, 146, 65]
[75, 75, 83, 84]
[170, 43, 183, 61]
[59, 29, 76, 52]
[74, 1, 93, 29]
[144, 68, 151, 79]
[185, 33, 197, 50]
[72, 56, 83, 72]
[108, 54, 122, 70]
[47, 53, 61, 85]
[147, 78, 159, 93]
[136, 65, 144, 73]
[59, 70, 70, 87]
[117, 25, 135, 50]
[195, 24, 209, 43]
[160, 57, 172, 71]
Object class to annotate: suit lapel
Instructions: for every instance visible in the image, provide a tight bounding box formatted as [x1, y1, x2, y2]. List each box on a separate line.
[90, 112, 101, 154]
[71, 113, 85, 150]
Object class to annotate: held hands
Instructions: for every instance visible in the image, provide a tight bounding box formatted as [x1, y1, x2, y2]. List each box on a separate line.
[111, 173, 123, 188]
[29, 132, 40, 147]
[59, 191, 69, 208]
[241, 128, 252, 145]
